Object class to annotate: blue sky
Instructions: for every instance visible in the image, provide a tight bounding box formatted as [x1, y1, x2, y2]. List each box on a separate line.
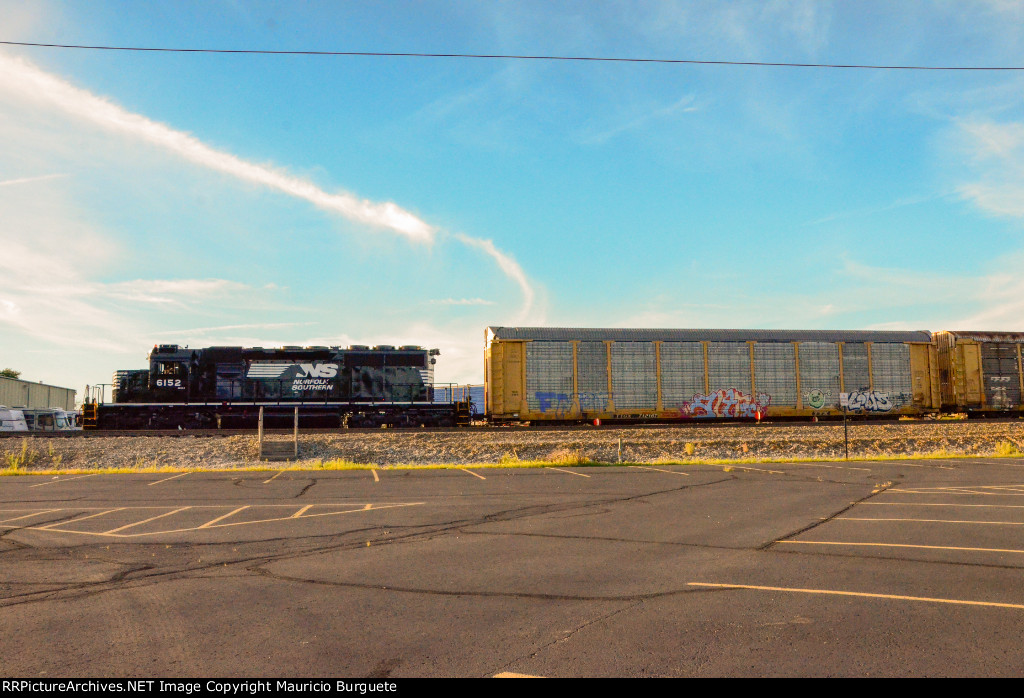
[3, 1, 1024, 395]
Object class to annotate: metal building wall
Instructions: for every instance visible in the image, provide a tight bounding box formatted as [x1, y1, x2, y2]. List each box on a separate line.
[525, 341, 574, 414]
[660, 342, 705, 408]
[871, 343, 913, 409]
[611, 342, 657, 410]
[576, 341, 609, 413]
[707, 342, 751, 393]
[754, 343, 797, 407]
[798, 342, 840, 408]
[0, 376, 76, 410]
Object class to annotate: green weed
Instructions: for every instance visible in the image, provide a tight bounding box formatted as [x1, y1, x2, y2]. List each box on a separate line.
[994, 441, 1023, 457]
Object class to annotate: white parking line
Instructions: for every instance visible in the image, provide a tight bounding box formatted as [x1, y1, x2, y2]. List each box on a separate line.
[458, 468, 486, 480]
[547, 467, 590, 478]
[149, 472, 189, 486]
[28, 473, 99, 488]
[371, 469, 380, 482]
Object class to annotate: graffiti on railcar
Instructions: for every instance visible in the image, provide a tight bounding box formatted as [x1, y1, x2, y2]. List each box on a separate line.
[536, 391, 573, 417]
[844, 390, 893, 412]
[535, 391, 609, 416]
[680, 388, 771, 419]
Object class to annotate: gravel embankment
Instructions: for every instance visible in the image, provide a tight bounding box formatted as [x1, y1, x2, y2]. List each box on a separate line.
[2, 421, 1023, 471]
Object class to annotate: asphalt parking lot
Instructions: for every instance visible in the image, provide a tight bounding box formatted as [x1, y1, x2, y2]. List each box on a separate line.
[3, 457, 1024, 677]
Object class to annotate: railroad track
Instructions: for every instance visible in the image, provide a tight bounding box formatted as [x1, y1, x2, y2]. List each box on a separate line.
[4, 417, 1021, 438]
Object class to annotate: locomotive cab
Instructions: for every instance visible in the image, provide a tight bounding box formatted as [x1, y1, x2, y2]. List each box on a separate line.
[149, 345, 192, 401]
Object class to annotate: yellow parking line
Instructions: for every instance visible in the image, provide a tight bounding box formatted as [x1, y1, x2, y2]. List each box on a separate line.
[104, 507, 191, 534]
[840, 516, 1024, 526]
[0, 509, 62, 524]
[493, 672, 544, 678]
[263, 470, 285, 484]
[786, 463, 871, 472]
[7, 502, 424, 538]
[37, 508, 123, 530]
[890, 488, 1024, 496]
[458, 468, 486, 480]
[715, 464, 785, 475]
[687, 582, 1024, 610]
[28, 473, 98, 488]
[547, 467, 590, 478]
[111, 502, 424, 537]
[148, 472, 189, 486]
[198, 506, 249, 529]
[873, 462, 954, 470]
[778, 540, 1024, 554]
[630, 465, 688, 476]
[291, 505, 313, 518]
[865, 501, 1024, 509]
[371, 469, 380, 482]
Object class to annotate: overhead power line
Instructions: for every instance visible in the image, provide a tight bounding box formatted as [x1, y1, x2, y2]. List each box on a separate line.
[1, 40, 1022, 71]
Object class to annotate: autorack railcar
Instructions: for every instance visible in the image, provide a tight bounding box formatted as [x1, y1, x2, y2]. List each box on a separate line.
[935, 331, 1024, 415]
[485, 327, 941, 422]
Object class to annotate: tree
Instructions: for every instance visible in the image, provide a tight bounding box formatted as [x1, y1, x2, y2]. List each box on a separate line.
[0, 368, 21, 379]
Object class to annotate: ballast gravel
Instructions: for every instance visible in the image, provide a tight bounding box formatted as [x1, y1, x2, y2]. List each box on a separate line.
[2, 420, 1023, 471]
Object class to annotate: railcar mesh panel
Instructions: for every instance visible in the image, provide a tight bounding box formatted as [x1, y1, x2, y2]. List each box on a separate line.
[660, 342, 705, 408]
[577, 341, 610, 413]
[525, 342, 574, 413]
[842, 343, 870, 392]
[870, 343, 913, 409]
[981, 343, 1022, 409]
[753, 343, 797, 407]
[707, 342, 752, 393]
[798, 342, 839, 408]
[611, 342, 657, 410]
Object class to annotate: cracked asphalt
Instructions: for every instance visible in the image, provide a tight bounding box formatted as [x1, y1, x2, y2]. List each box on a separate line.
[3, 457, 1024, 677]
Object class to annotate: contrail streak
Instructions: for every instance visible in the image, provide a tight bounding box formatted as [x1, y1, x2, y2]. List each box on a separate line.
[0, 51, 539, 320]
[454, 234, 536, 323]
[0, 53, 434, 242]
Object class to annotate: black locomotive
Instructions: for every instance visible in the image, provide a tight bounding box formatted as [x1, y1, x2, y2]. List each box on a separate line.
[94, 343, 470, 429]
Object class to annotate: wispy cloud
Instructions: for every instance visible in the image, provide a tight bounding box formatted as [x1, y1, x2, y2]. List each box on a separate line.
[151, 322, 317, 336]
[0, 173, 67, 187]
[575, 94, 699, 145]
[0, 52, 436, 243]
[429, 298, 496, 306]
[801, 192, 954, 227]
[955, 119, 1024, 219]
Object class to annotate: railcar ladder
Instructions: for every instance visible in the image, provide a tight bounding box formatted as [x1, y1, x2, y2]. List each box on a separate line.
[454, 400, 473, 426]
[82, 401, 98, 430]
